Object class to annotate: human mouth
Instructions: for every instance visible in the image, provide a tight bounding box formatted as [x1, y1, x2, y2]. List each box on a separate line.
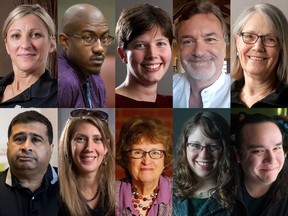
[196, 161, 214, 168]
[248, 56, 267, 61]
[142, 63, 162, 72]
[90, 55, 105, 64]
[17, 155, 36, 161]
[140, 167, 153, 171]
[80, 155, 97, 162]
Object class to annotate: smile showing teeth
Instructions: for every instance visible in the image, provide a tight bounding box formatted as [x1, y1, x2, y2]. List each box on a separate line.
[81, 156, 96, 161]
[197, 161, 213, 166]
[143, 64, 161, 69]
[249, 56, 266, 61]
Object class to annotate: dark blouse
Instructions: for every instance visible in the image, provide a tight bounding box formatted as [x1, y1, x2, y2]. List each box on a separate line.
[231, 79, 288, 108]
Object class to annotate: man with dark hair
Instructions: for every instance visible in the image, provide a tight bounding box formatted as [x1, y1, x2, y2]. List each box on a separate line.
[173, 1, 230, 108]
[233, 113, 288, 215]
[0, 110, 58, 216]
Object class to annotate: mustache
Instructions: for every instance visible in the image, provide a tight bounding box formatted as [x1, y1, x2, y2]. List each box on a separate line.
[90, 53, 105, 61]
[187, 55, 215, 62]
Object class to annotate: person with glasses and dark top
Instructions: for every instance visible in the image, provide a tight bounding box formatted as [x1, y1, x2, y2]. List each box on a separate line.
[58, 4, 114, 108]
[58, 109, 115, 216]
[231, 3, 288, 108]
[173, 111, 233, 216]
[115, 116, 173, 215]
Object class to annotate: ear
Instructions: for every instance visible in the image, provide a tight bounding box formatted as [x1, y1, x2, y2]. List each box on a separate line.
[117, 47, 127, 64]
[59, 33, 69, 50]
[235, 148, 241, 163]
[4, 38, 10, 55]
[49, 36, 56, 53]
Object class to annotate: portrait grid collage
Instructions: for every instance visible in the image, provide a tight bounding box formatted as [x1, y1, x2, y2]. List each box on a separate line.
[0, 0, 288, 216]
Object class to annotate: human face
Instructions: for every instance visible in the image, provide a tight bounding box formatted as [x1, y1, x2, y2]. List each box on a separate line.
[186, 127, 221, 180]
[121, 27, 171, 86]
[7, 122, 53, 174]
[5, 14, 55, 75]
[237, 122, 284, 187]
[236, 13, 280, 80]
[63, 13, 109, 76]
[177, 13, 226, 82]
[128, 141, 165, 186]
[71, 122, 107, 175]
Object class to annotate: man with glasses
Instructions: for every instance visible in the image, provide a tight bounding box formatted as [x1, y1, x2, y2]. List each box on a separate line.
[233, 114, 288, 215]
[58, 4, 114, 108]
[173, 1, 230, 108]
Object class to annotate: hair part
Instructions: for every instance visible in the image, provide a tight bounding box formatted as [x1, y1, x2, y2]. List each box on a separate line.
[2, 4, 56, 40]
[8, 110, 53, 144]
[231, 3, 288, 83]
[116, 4, 173, 50]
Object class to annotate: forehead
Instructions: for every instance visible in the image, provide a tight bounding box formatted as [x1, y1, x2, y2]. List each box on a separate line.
[10, 122, 48, 137]
[73, 121, 100, 134]
[187, 126, 214, 142]
[130, 141, 165, 150]
[130, 26, 167, 42]
[242, 12, 274, 33]
[8, 14, 47, 31]
[178, 13, 223, 35]
[241, 122, 282, 147]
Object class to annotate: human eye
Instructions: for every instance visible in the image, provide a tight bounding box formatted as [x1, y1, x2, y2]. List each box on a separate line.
[10, 33, 21, 40]
[157, 41, 168, 47]
[150, 150, 161, 156]
[93, 136, 103, 143]
[31, 32, 42, 39]
[100, 35, 109, 43]
[208, 144, 221, 152]
[250, 149, 264, 154]
[243, 33, 255, 41]
[134, 43, 146, 49]
[74, 135, 87, 143]
[187, 143, 201, 150]
[13, 135, 26, 144]
[273, 145, 283, 151]
[181, 38, 194, 46]
[264, 36, 277, 44]
[205, 37, 217, 43]
[31, 136, 43, 144]
[82, 34, 94, 43]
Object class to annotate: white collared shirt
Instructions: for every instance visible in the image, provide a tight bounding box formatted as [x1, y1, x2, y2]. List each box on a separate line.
[173, 72, 231, 108]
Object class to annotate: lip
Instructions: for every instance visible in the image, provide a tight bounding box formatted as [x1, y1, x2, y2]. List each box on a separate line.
[140, 167, 154, 171]
[141, 63, 162, 72]
[248, 55, 268, 61]
[18, 53, 36, 57]
[17, 156, 35, 161]
[80, 155, 97, 163]
[196, 161, 214, 168]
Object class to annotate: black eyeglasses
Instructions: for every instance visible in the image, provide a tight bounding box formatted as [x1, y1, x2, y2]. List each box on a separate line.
[127, 149, 165, 159]
[70, 109, 108, 122]
[65, 32, 114, 46]
[240, 32, 278, 47]
[186, 143, 222, 153]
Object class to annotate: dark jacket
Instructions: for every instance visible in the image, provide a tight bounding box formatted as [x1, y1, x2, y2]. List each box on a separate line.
[173, 195, 231, 216]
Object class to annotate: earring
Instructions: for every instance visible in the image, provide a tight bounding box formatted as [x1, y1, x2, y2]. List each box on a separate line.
[102, 154, 108, 166]
[236, 51, 239, 57]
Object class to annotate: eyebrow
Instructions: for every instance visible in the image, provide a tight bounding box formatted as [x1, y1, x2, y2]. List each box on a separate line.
[247, 142, 283, 149]
[13, 132, 44, 140]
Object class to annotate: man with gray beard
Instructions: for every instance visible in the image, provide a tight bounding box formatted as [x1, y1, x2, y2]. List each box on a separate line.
[173, 1, 230, 108]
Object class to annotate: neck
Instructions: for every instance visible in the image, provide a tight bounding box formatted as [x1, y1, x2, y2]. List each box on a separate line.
[131, 178, 159, 196]
[244, 178, 271, 198]
[241, 75, 276, 107]
[193, 176, 217, 198]
[116, 75, 158, 102]
[13, 169, 46, 193]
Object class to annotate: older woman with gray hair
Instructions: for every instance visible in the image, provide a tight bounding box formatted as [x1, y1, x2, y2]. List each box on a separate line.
[231, 3, 288, 108]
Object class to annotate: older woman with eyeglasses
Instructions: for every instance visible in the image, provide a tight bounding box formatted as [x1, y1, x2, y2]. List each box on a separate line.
[173, 111, 233, 216]
[116, 116, 173, 216]
[58, 109, 115, 216]
[231, 3, 288, 108]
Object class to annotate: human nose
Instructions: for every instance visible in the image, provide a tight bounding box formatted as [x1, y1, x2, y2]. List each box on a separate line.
[92, 39, 105, 53]
[145, 45, 158, 59]
[20, 35, 32, 49]
[84, 138, 94, 151]
[263, 150, 275, 163]
[192, 41, 206, 57]
[21, 139, 33, 151]
[198, 147, 210, 159]
[141, 152, 152, 164]
[252, 36, 265, 52]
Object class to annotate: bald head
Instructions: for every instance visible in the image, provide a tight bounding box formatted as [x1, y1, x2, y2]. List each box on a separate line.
[62, 4, 107, 33]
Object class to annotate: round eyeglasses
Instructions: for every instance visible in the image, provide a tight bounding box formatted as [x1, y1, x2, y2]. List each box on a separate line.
[186, 143, 222, 153]
[240, 32, 278, 47]
[65, 33, 114, 46]
[127, 149, 165, 159]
